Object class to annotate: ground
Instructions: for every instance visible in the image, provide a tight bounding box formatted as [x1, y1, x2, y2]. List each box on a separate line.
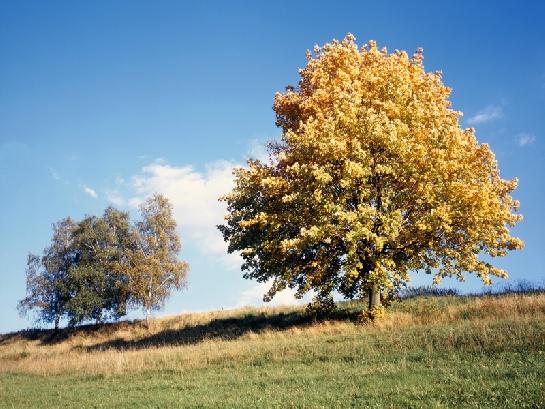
[1, 291, 544, 408]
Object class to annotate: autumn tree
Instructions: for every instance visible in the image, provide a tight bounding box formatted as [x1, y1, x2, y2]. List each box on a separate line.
[125, 194, 189, 326]
[18, 218, 76, 329]
[219, 35, 523, 317]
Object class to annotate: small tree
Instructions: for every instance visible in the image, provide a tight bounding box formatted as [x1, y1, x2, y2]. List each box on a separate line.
[65, 208, 131, 326]
[219, 35, 523, 316]
[18, 218, 76, 329]
[125, 194, 189, 326]
[19, 198, 188, 329]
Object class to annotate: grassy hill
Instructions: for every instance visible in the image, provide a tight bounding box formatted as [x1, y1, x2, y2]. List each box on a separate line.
[1, 290, 545, 408]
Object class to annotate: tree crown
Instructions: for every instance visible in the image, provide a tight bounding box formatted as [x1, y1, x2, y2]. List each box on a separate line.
[220, 35, 523, 304]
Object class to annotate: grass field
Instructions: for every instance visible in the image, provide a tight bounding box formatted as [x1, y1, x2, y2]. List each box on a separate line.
[1, 291, 544, 408]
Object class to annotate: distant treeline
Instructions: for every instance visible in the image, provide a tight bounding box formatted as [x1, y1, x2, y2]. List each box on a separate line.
[398, 281, 545, 299]
[18, 194, 188, 329]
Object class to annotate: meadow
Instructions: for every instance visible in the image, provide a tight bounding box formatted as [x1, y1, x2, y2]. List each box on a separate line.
[1, 289, 544, 408]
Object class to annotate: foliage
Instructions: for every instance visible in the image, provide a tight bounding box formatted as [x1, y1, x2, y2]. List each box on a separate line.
[124, 194, 189, 324]
[305, 293, 337, 318]
[220, 34, 523, 311]
[17, 218, 76, 329]
[64, 208, 132, 325]
[18, 195, 188, 328]
[360, 304, 386, 322]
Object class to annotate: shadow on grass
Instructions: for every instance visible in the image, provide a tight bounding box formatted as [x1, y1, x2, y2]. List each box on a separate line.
[0, 307, 364, 351]
[82, 307, 364, 352]
[3, 280, 543, 350]
[0, 319, 141, 346]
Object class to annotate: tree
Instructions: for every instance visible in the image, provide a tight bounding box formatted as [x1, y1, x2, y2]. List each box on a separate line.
[125, 194, 189, 326]
[64, 208, 131, 326]
[18, 218, 76, 329]
[19, 197, 188, 329]
[219, 35, 523, 316]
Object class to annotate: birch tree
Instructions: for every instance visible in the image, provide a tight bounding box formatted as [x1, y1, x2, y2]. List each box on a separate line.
[125, 194, 188, 326]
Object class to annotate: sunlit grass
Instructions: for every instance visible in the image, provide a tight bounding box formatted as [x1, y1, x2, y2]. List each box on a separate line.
[1, 292, 544, 408]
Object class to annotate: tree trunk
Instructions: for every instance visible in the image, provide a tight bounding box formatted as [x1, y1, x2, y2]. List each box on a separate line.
[368, 283, 381, 310]
[145, 288, 152, 328]
[54, 315, 60, 331]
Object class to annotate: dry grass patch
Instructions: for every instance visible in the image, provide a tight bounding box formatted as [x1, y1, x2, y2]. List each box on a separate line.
[1, 293, 544, 376]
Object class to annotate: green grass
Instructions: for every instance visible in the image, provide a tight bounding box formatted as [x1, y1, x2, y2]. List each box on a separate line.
[1, 293, 545, 408]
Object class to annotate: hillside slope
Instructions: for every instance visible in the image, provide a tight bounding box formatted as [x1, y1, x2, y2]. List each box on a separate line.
[1, 292, 545, 408]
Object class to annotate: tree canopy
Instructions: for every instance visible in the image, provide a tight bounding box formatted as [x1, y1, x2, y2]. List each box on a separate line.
[124, 194, 189, 325]
[219, 35, 523, 315]
[64, 208, 132, 325]
[18, 218, 76, 329]
[19, 194, 188, 328]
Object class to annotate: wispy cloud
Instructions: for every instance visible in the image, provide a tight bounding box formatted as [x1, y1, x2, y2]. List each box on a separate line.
[516, 132, 536, 147]
[467, 105, 503, 125]
[49, 167, 61, 181]
[127, 159, 319, 306]
[105, 190, 125, 206]
[109, 139, 303, 306]
[82, 185, 98, 198]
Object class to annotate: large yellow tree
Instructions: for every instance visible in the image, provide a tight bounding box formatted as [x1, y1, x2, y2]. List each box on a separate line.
[219, 35, 523, 315]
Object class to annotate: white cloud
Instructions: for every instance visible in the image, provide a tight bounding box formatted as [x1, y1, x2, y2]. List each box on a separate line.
[112, 139, 286, 305]
[516, 132, 536, 147]
[235, 281, 312, 308]
[467, 105, 503, 125]
[129, 160, 242, 269]
[247, 139, 270, 162]
[82, 185, 98, 198]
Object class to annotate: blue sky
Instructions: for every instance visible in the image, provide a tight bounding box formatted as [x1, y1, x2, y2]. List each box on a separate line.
[1, 1, 544, 332]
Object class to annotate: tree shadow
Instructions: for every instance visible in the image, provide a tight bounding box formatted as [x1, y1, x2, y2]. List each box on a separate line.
[81, 307, 362, 352]
[0, 328, 56, 345]
[0, 319, 140, 346]
[0, 303, 364, 349]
